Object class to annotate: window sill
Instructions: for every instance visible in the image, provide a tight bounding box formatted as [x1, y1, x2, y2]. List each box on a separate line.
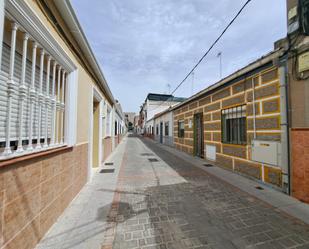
[0, 145, 73, 168]
[221, 142, 247, 146]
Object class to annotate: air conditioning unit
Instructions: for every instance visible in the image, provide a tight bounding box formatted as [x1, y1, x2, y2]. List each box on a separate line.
[251, 140, 280, 166]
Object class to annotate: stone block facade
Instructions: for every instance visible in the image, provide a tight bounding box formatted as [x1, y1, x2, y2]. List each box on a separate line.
[173, 67, 283, 188]
[0, 143, 88, 249]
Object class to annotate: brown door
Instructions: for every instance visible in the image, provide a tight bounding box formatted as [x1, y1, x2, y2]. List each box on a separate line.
[194, 113, 204, 158]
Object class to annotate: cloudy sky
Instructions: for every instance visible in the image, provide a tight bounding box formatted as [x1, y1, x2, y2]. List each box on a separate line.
[71, 0, 287, 113]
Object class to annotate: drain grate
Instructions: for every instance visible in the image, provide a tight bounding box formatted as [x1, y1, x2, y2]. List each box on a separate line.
[203, 164, 213, 167]
[141, 153, 154, 156]
[104, 162, 114, 166]
[148, 158, 158, 162]
[100, 169, 115, 173]
[255, 186, 264, 190]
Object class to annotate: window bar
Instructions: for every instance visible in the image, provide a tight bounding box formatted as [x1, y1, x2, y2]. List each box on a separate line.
[36, 49, 45, 149]
[50, 61, 57, 146]
[56, 66, 62, 145]
[16, 32, 29, 153]
[60, 70, 66, 144]
[43, 55, 51, 148]
[27, 41, 38, 151]
[3, 22, 18, 156]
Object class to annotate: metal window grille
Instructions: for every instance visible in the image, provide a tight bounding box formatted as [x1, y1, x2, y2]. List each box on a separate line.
[221, 105, 246, 145]
[164, 122, 169, 136]
[178, 120, 185, 138]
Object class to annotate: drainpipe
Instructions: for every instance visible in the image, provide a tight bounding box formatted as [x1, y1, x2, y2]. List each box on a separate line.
[251, 78, 257, 139]
[279, 64, 290, 194]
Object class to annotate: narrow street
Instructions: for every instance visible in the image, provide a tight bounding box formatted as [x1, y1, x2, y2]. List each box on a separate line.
[37, 134, 309, 249]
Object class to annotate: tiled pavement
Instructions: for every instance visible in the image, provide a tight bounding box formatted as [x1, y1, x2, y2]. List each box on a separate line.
[102, 135, 309, 249]
[37, 134, 309, 249]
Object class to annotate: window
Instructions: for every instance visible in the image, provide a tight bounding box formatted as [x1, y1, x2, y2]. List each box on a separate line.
[0, 16, 75, 160]
[156, 125, 159, 135]
[178, 120, 185, 138]
[164, 122, 169, 136]
[115, 121, 117, 135]
[221, 105, 247, 145]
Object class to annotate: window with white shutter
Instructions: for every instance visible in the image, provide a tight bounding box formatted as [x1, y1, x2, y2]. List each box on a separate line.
[0, 14, 74, 160]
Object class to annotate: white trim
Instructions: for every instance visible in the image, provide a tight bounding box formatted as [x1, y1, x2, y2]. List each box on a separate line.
[5, 0, 76, 72]
[98, 100, 103, 165]
[0, 0, 4, 63]
[93, 87, 103, 166]
[65, 69, 78, 146]
[87, 89, 93, 182]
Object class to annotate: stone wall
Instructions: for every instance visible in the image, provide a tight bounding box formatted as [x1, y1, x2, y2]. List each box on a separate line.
[0, 143, 88, 249]
[173, 67, 283, 187]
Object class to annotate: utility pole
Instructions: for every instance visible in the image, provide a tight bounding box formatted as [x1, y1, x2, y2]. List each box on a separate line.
[191, 71, 194, 96]
[217, 52, 222, 79]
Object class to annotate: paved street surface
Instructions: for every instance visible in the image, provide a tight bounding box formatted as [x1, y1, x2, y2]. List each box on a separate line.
[38, 135, 309, 249]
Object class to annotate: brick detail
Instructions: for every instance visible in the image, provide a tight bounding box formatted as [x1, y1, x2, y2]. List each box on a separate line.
[198, 96, 211, 106]
[222, 94, 245, 108]
[189, 101, 198, 110]
[216, 154, 233, 170]
[291, 129, 309, 203]
[204, 102, 220, 113]
[261, 68, 278, 84]
[204, 132, 211, 141]
[232, 77, 259, 94]
[204, 122, 221, 131]
[212, 88, 230, 101]
[213, 132, 221, 142]
[212, 111, 221, 121]
[0, 143, 88, 248]
[246, 103, 260, 116]
[247, 83, 279, 101]
[222, 144, 247, 158]
[262, 98, 280, 114]
[264, 166, 282, 187]
[247, 133, 281, 144]
[247, 116, 280, 130]
[234, 159, 261, 180]
[204, 114, 211, 121]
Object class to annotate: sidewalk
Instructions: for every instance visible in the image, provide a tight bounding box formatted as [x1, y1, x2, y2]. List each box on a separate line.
[145, 138, 309, 226]
[35, 137, 127, 249]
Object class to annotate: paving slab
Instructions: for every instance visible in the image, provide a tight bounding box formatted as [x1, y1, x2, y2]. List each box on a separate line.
[36, 137, 127, 249]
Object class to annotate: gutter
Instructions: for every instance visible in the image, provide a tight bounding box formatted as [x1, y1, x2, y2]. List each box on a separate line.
[53, 0, 116, 106]
[172, 48, 284, 111]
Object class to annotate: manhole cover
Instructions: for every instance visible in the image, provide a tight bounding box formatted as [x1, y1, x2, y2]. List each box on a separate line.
[148, 158, 158, 162]
[141, 153, 154, 156]
[100, 169, 115, 173]
[255, 186, 264, 190]
[105, 162, 114, 166]
[203, 164, 213, 167]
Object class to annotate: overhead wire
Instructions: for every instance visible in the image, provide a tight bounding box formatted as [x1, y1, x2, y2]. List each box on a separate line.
[150, 0, 253, 113]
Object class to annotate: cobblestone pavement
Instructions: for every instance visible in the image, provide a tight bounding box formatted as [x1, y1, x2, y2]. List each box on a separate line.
[102, 135, 309, 249]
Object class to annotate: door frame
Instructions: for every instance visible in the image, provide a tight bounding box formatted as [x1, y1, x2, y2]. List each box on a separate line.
[160, 122, 163, 143]
[193, 113, 204, 158]
[88, 87, 103, 181]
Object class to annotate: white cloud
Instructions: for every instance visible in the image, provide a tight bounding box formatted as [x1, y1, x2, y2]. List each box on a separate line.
[71, 0, 287, 112]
